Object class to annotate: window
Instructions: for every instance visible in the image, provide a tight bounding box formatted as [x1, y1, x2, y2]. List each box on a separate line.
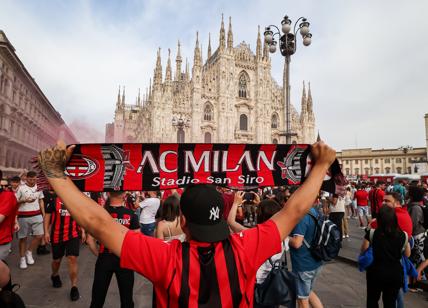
[238, 72, 249, 98]
[396, 167, 402, 174]
[407, 167, 411, 174]
[272, 138, 278, 144]
[345, 160, 349, 165]
[239, 114, 248, 131]
[345, 168, 350, 176]
[385, 167, 391, 174]
[374, 159, 379, 164]
[365, 159, 369, 164]
[354, 168, 359, 175]
[385, 158, 390, 163]
[408, 157, 412, 163]
[204, 132, 211, 143]
[396, 158, 401, 163]
[271, 113, 278, 129]
[355, 160, 358, 164]
[375, 168, 380, 173]
[364, 168, 369, 175]
[204, 103, 213, 121]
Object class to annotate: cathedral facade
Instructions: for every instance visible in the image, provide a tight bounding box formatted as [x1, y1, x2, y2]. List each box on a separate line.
[107, 16, 316, 144]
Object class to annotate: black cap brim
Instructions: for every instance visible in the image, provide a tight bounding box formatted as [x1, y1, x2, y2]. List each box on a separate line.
[186, 218, 230, 243]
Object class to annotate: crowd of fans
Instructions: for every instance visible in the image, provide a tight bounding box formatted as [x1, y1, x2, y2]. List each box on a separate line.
[1, 152, 428, 307]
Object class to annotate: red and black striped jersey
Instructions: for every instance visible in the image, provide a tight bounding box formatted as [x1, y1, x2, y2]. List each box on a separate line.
[120, 219, 281, 307]
[99, 205, 139, 254]
[46, 196, 79, 244]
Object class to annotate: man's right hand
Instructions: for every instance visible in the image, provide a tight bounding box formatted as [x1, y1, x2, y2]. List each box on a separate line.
[311, 141, 336, 168]
[44, 233, 50, 244]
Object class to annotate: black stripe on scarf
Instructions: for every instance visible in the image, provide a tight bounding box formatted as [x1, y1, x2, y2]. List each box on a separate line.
[198, 245, 221, 307]
[223, 240, 242, 308]
[178, 242, 190, 308]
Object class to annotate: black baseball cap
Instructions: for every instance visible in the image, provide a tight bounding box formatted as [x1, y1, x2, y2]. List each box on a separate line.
[180, 185, 230, 243]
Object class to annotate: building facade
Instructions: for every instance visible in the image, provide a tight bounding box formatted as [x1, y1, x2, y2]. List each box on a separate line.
[337, 114, 428, 177]
[107, 16, 316, 144]
[0, 31, 77, 177]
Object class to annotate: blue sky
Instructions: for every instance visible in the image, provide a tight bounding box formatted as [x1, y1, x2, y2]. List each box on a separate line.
[1, 0, 427, 149]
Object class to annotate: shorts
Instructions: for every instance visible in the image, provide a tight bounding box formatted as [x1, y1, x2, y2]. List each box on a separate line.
[351, 200, 357, 209]
[357, 206, 369, 217]
[52, 237, 80, 260]
[294, 267, 322, 299]
[0, 242, 12, 260]
[140, 222, 155, 237]
[17, 215, 44, 239]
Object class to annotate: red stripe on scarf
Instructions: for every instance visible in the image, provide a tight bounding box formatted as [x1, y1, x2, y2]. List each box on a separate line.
[257, 144, 276, 187]
[123, 144, 143, 191]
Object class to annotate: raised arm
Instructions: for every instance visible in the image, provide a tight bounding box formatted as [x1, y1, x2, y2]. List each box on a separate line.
[38, 142, 128, 257]
[227, 191, 247, 233]
[271, 142, 336, 240]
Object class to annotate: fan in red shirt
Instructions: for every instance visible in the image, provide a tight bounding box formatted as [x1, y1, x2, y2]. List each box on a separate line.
[354, 185, 370, 228]
[368, 181, 386, 219]
[369, 191, 413, 236]
[37, 141, 338, 308]
[44, 191, 84, 301]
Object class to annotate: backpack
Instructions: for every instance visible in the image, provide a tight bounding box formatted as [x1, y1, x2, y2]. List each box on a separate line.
[303, 212, 341, 261]
[254, 250, 297, 307]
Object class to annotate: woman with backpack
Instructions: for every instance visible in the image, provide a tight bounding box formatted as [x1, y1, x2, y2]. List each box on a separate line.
[361, 205, 411, 308]
[407, 186, 426, 269]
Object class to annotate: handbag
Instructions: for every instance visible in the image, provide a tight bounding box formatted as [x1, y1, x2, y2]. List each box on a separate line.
[254, 254, 297, 307]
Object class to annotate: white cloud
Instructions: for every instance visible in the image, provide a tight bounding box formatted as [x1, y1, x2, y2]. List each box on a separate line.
[1, 0, 427, 149]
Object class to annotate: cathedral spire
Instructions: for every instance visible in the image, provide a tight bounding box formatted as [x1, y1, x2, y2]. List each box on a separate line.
[316, 130, 321, 142]
[116, 85, 121, 107]
[227, 16, 233, 50]
[137, 88, 141, 106]
[166, 48, 172, 81]
[207, 32, 212, 59]
[175, 40, 182, 81]
[185, 58, 190, 81]
[307, 82, 313, 113]
[121, 86, 125, 106]
[193, 31, 201, 67]
[219, 14, 226, 51]
[149, 78, 152, 100]
[301, 81, 307, 116]
[256, 25, 262, 60]
[154, 48, 162, 85]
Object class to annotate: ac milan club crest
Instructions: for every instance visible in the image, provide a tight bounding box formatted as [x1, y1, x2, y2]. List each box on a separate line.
[65, 155, 99, 179]
[101, 145, 134, 190]
[277, 146, 305, 184]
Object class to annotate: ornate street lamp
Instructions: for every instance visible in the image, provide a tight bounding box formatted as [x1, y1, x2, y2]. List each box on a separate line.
[172, 115, 190, 143]
[265, 16, 312, 144]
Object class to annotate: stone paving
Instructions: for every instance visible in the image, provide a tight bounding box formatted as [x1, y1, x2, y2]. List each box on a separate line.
[4, 218, 428, 307]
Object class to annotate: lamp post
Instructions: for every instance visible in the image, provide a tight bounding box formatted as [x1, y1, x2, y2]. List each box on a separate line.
[172, 115, 190, 143]
[264, 16, 312, 144]
[398, 145, 413, 174]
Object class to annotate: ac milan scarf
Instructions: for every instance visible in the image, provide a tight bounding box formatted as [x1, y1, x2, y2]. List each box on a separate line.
[36, 143, 346, 194]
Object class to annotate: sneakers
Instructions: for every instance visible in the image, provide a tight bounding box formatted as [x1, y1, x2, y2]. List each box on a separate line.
[37, 245, 50, 255]
[51, 275, 62, 288]
[25, 250, 35, 265]
[70, 286, 80, 301]
[19, 257, 27, 270]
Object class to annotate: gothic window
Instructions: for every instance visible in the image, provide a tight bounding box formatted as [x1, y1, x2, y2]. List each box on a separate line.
[204, 132, 211, 143]
[177, 128, 185, 143]
[272, 138, 278, 144]
[204, 103, 213, 121]
[238, 72, 249, 98]
[271, 113, 278, 129]
[239, 114, 248, 131]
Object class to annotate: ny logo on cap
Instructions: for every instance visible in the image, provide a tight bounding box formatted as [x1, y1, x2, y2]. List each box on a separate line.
[209, 206, 220, 221]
